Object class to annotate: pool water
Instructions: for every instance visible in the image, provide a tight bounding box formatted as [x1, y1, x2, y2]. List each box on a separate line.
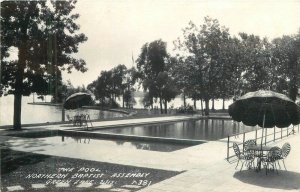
[93, 119, 257, 141]
[6, 135, 197, 153]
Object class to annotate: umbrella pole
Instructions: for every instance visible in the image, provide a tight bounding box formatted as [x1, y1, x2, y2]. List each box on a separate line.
[258, 112, 266, 171]
[261, 112, 266, 147]
[62, 98, 66, 122]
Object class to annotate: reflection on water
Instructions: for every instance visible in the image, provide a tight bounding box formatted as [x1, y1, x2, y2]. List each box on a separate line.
[45, 136, 192, 152]
[96, 119, 258, 141]
[0, 95, 126, 125]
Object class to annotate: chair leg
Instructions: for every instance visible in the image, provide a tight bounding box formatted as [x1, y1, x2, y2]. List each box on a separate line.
[247, 160, 254, 169]
[277, 161, 281, 170]
[240, 161, 245, 171]
[282, 159, 287, 171]
[235, 159, 240, 169]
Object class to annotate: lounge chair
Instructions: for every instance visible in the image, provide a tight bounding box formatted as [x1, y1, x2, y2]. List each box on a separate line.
[233, 142, 255, 171]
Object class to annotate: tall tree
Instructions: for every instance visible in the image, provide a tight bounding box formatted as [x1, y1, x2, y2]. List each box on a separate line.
[1, 0, 87, 129]
[175, 17, 230, 115]
[238, 33, 273, 93]
[271, 35, 300, 101]
[217, 36, 244, 108]
[156, 71, 178, 113]
[137, 39, 170, 113]
[122, 67, 138, 108]
[111, 64, 127, 101]
[91, 70, 114, 107]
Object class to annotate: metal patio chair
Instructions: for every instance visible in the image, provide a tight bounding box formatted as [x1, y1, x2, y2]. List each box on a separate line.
[243, 139, 257, 152]
[233, 142, 255, 171]
[278, 143, 291, 171]
[262, 146, 281, 175]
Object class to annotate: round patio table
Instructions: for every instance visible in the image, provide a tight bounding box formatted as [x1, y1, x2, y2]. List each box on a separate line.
[247, 145, 274, 171]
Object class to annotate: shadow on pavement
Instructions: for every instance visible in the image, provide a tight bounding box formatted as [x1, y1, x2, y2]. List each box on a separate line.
[234, 169, 300, 190]
[1, 148, 49, 175]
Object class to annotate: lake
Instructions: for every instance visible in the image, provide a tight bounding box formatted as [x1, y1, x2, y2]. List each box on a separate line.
[0, 94, 232, 126]
[0, 95, 126, 126]
[116, 96, 233, 110]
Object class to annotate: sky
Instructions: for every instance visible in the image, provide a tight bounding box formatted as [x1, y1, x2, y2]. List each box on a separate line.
[63, 0, 300, 87]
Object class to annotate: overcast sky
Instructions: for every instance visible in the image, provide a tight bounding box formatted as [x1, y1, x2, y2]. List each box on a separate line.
[63, 0, 300, 87]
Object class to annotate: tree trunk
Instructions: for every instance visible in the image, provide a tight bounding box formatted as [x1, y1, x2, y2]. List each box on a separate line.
[211, 98, 215, 111]
[101, 98, 104, 109]
[54, 34, 58, 103]
[122, 93, 125, 108]
[13, 46, 26, 130]
[151, 97, 154, 110]
[205, 98, 209, 116]
[200, 98, 204, 116]
[164, 100, 168, 114]
[12, 12, 30, 130]
[159, 97, 163, 114]
[13, 93, 22, 130]
[193, 99, 196, 110]
[222, 98, 225, 110]
[183, 93, 186, 108]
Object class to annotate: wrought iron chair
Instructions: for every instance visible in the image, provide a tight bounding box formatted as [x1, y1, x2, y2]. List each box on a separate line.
[243, 139, 257, 152]
[262, 146, 281, 175]
[278, 143, 291, 171]
[233, 142, 255, 171]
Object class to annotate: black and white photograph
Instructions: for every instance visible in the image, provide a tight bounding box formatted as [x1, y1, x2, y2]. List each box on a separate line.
[1, 0, 300, 191]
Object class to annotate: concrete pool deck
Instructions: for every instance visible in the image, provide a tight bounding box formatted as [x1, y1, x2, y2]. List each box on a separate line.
[0, 115, 205, 132]
[1, 116, 300, 192]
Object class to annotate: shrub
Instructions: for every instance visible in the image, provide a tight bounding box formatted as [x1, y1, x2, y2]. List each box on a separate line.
[177, 105, 196, 114]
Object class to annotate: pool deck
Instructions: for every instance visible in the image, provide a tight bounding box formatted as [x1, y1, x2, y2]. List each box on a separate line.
[1, 115, 300, 192]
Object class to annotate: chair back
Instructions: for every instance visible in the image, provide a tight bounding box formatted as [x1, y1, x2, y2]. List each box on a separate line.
[281, 143, 291, 158]
[266, 147, 282, 162]
[244, 139, 256, 151]
[233, 143, 241, 157]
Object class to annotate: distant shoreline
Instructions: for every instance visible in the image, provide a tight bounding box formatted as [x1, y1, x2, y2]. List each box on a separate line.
[27, 102, 131, 115]
[27, 102, 61, 106]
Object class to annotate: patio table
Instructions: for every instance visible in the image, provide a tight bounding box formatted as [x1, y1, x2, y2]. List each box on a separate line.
[73, 115, 86, 127]
[247, 145, 274, 171]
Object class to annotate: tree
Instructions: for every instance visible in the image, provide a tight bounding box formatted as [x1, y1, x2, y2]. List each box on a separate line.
[271, 35, 300, 101]
[238, 33, 273, 93]
[88, 70, 113, 108]
[137, 39, 171, 113]
[171, 56, 202, 111]
[156, 71, 178, 113]
[217, 36, 244, 109]
[122, 67, 138, 108]
[174, 17, 230, 115]
[52, 80, 88, 103]
[88, 65, 138, 109]
[1, 1, 87, 129]
[111, 64, 127, 101]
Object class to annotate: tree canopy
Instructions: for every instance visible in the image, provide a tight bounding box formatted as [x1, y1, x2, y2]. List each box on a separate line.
[136, 39, 178, 113]
[1, 0, 87, 129]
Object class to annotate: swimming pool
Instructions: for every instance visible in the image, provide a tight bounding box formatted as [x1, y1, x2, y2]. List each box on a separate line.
[7, 130, 199, 153]
[92, 119, 257, 141]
